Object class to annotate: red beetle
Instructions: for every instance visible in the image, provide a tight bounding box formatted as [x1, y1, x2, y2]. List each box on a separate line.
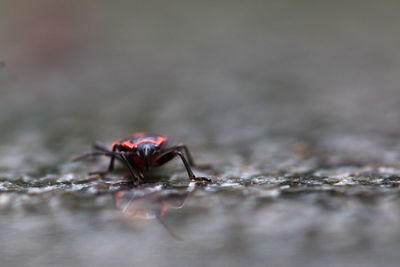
[73, 132, 211, 184]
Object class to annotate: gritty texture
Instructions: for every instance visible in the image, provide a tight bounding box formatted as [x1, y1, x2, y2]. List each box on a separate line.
[1, 1, 400, 267]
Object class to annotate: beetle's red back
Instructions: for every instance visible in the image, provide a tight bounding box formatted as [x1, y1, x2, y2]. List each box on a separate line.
[111, 132, 169, 150]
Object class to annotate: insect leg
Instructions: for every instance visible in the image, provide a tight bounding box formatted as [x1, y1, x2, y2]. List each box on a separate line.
[172, 144, 195, 166]
[86, 142, 123, 175]
[93, 142, 120, 172]
[156, 150, 211, 182]
[71, 151, 113, 162]
[167, 144, 211, 169]
[120, 152, 142, 184]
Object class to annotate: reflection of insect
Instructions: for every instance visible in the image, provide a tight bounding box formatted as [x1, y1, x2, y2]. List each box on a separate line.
[73, 132, 211, 184]
[114, 182, 197, 240]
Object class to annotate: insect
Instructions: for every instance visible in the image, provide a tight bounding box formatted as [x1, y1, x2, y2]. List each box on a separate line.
[72, 132, 211, 184]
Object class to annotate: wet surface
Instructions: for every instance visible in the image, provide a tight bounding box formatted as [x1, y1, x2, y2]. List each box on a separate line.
[2, 1, 400, 266]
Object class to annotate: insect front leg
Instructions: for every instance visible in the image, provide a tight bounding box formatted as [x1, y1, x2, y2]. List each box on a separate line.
[173, 144, 195, 166]
[93, 142, 120, 172]
[166, 144, 211, 170]
[156, 149, 211, 183]
[120, 152, 142, 184]
[87, 142, 121, 176]
[71, 151, 112, 162]
[71, 142, 116, 163]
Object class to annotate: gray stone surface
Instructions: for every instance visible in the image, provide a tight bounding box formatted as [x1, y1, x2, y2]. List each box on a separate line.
[1, 1, 400, 266]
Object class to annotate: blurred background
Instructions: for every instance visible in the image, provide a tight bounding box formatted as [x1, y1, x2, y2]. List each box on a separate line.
[1, 1, 400, 267]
